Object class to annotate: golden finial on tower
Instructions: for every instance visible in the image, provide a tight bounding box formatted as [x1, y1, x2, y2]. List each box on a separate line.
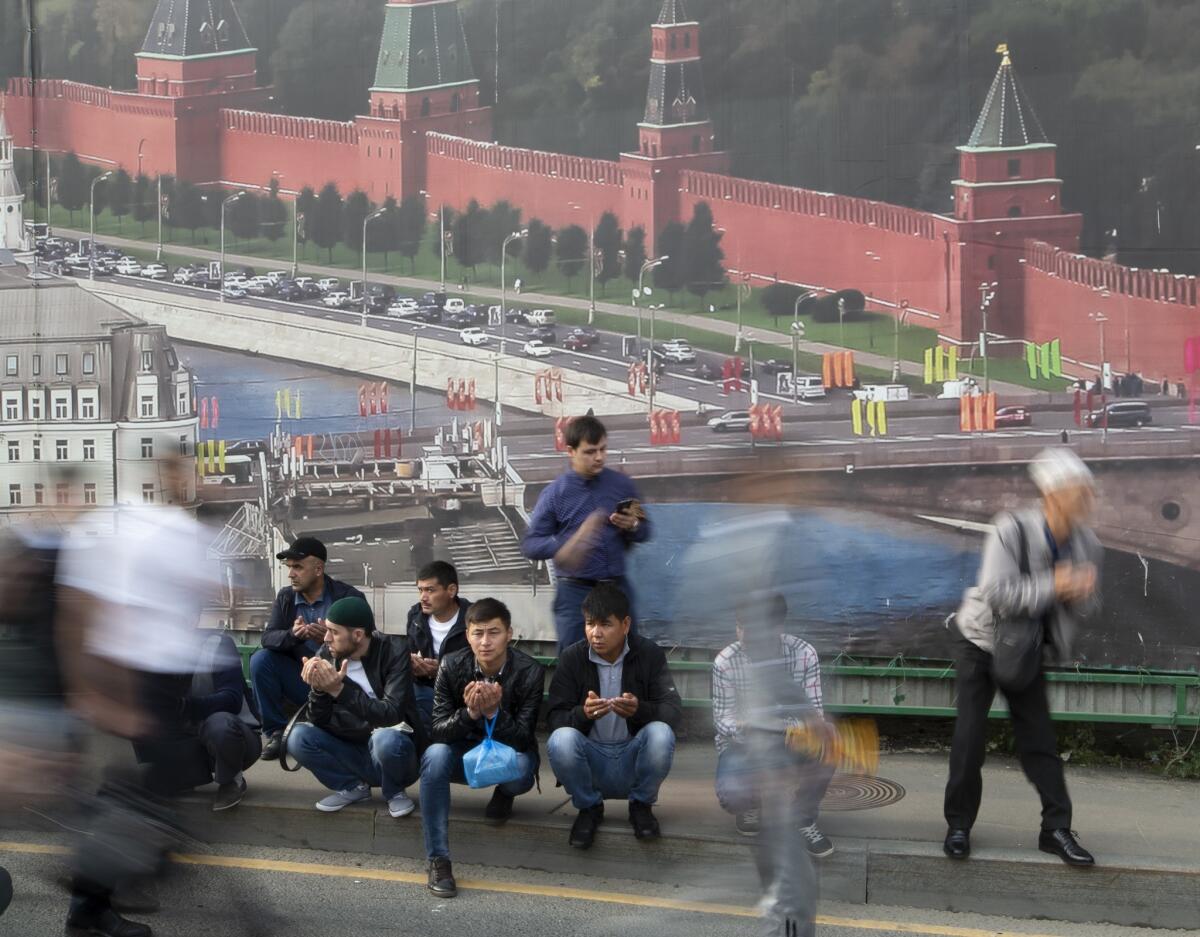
[996, 43, 1011, 67]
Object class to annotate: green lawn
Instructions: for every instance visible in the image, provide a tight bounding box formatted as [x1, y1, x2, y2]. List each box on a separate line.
[35, 197, 1060, 393]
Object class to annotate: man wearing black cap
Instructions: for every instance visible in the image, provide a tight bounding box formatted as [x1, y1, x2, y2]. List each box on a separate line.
[251, 537, 365, 760]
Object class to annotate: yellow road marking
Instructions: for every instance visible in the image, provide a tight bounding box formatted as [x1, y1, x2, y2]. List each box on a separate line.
[0, 840, 1073, 937]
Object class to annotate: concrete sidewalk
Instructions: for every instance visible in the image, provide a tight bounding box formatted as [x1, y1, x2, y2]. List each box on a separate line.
[161, 742, 1197, 929]
[57, 227, 1033, 395]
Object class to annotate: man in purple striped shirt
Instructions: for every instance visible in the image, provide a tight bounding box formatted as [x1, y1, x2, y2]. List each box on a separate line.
[521, 415, 651, 654]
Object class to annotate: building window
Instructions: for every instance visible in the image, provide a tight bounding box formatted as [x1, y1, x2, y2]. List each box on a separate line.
[7, 440, 18, 461]
[79, 391, 97, 420]
[32, 354, 40, 377]
[176, 388, 189, 416]
[55, 483, 69, 505]
[987, 254, 996, 269]
[1007, 205, 1022, 218]
[29, 390, 43, 420]
[83, 439, 95, 461]
[684, 32, 691, 49]
[420, 97, 431, 117]
[692, 134, 701, 153]
[3, 393, 20, 421]
[83, 352, 96, 375]
[83, 483, 96, 505]
[33, 483, 43, 505]
[670, 33, 677, 50]
[142, 483, 155, 504]
[140, 394, 156, 418]
[31, 438, 40, 461]
[141, 437, 153, 459]
[55, 439, 68, 460]
[55, 354, 68, 376]
[5, 354, 16, 377]
[8, 484, 20, 506]
[141, 350, 153, 372]
[451, 92, 460, 113]
[179, 434, 189, 456]
[52, 391, 70, 420]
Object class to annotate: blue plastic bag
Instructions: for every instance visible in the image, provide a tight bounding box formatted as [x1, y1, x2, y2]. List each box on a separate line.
[462, 714, 522, 789]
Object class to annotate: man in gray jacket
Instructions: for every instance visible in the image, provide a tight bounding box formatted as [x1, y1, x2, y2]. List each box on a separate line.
[944, 448, 1102, 867]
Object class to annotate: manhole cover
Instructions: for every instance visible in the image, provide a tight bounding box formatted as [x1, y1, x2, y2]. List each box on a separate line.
[820, 774, 906, 811]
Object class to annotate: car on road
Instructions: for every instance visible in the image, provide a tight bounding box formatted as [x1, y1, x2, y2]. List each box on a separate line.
[446, 312, 474, 329]
[444, 298, 466, 315]
[707, 410, 751, 432]
[694, 362, 720, 381]
[460, 327, 488, 346]
[658, 343, 696, 363]
[1087, 400, 1151, 428]
[190, 274, 220, 290]
[528, 326, 557, 344]
[525, 309, 556, 326]
[761, 359, 792, 375]
[322, 291, 351, 308]
[275, 283, 305, 302]
[222, 283, 248, 299]
[422, 291, 448, 308]
[114, 257, 142, 275]
[244, 276, 276, 296]
[523, 340, 552, 358]
[562, 332, 597, 352]
[387, 298, 420, 317]
[317, 277, 341, 293]
[994, 406, 1032, 427]
[173, 265, 200, 284]
[293, 276, 316, 291]
[265, 270, 288, 284]
[571, 326, 599, 340]
[414, 305, 442, 323]
[505, 308, 528, 324]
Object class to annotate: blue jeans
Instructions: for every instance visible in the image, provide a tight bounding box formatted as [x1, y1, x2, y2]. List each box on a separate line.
[715, 743, 834, 828]
[420, 740, 538, 860]
[413, 683, 435, 737]
[287, 724, 418, 799]
[552, 576, 637, 654]
[547, 722, 674, 810]
[250, 648, 311, 735]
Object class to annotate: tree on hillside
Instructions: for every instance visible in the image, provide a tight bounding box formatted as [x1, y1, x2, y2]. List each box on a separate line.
[132, 174, 154, 235]
[227, 191, 261, 242]
[296, 186, 317, 255]
[486, 200, 523, 264]
[342, 189, 371, 255]
[623, 226, 648, 287]
[451, 200, 489, 275]
[430, 206, 456, 267]
[594, 212, 622, 296]
[682, 202, 725, 304]
[555, 224, 589, 289]
[762, 282, 807, 320]
[311, 183, 343, 262]
[172, 181, 205, 244]
[653, 222, 686, 301]
[261, 177, 287, 244]
[369, 195, 400, 269]
[396, 194, 426, 274]
[107, 169, 132, 231]
[523, 218, 553, 276]
[57, 153, 88, 225]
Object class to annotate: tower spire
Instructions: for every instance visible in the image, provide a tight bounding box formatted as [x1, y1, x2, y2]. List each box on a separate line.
[0, 106, 27, 251]
[370, 0, 480, 120]
[966, 44, 1048, 149]
[637, 1, 712, 159]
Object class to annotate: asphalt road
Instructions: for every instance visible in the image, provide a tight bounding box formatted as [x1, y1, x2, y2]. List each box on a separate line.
[1, 836, 1189, 937]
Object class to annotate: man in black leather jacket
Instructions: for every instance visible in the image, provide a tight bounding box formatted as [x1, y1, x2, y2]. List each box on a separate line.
[419, 598, 545, 899]
[286, 597, 428, 819]
[405, 561, 472, 734]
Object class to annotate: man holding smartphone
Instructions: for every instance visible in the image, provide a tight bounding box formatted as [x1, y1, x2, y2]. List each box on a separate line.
[521, 415, 652, 653]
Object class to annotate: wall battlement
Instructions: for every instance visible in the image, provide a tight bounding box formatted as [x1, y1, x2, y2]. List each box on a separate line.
[1024, 239, 1199, 307]
[221, 109, 360, 145]
[426, 133, 624, 188]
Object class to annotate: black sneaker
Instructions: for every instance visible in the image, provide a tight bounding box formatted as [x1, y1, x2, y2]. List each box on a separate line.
[65, 907, 152, 937]
[734, 809, 760, 837]
[427, 857, 457, 898]
[260, 731, 283, 762]
[628, 800, 661, 840]
[568, 803, 604, 849]
[799, 823, 834, 858]
[213, 776, 247, 812]
[484, 789, 514, 825]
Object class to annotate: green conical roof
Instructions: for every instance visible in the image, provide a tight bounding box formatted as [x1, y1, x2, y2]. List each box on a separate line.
[966, 46, 1049, 149]
[372, 1, 476, 92]
[140, 0, 254, 58]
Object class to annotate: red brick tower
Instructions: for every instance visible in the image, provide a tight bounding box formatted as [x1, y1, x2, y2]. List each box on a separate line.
[621, 0, 729, 248]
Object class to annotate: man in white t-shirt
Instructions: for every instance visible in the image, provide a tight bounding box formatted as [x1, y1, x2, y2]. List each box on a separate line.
[405, 561, 471, 733]
[288, 597, 428, 819]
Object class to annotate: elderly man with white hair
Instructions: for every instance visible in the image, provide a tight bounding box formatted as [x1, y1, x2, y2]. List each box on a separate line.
[943, 448, 1103, 868]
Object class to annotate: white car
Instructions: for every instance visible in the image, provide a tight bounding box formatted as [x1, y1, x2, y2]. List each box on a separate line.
[140, 264, 169, 280]
[387, 299, 419, 317]
[707, 410, 751, 433]
[264, 270, 288, 284]
[222, 284, 247, 299]
[317, 277, 340, 293]
[525, 309, 556, 326]
[460, 327, 488, 347]
[293, 276, 315, 290]
[523, 340, 552, 358]
[173, 266, 197, 284]
[444, 298, 466, 314]
[661, 344, 696, 363]
[114, 257, 142, 275]
[323, 291, 350, 308]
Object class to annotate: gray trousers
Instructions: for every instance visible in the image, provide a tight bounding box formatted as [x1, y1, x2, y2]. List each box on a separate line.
[198, 712, 262, 786]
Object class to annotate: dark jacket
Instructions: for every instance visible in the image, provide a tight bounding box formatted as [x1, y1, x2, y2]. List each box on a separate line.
[431, 647, 545, 754]
[185, 632, 260, 728]
[260, 576, 365, 662]
[307, 633, 430, 751]
[405, 595, 473, 686]
[546, 634, 682, 736]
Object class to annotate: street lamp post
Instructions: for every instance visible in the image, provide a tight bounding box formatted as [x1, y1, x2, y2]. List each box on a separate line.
[635, 256, 668, 350]
[362, 207, 388, 325]
[569, 203, 596, 324]
[88, 171, 113, 280]
[647, 303, 664, 414]
[156, 174, 164, 262]
[500, 229, 526, 345]
[219, 191, 247, 303]
[409, 326, 423, 435]
[1090, 311, 1110, 440]
[291, 198, 300, 278]
[978, 281, 997, 392]
[893, 303, 910, 383]
[734, 274, 751, 353]
[791, 291, 809, 404]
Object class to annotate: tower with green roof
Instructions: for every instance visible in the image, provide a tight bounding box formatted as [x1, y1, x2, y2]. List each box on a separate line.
[135, 0, 260, 98]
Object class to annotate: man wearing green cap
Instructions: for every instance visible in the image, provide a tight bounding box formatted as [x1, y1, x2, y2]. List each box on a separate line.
[287, 597, 430, 817]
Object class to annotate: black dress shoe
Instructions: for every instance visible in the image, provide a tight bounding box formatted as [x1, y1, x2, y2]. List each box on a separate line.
[1038, 828, 1094, 867]
[943, 828, 970, 859]
[260, 732, 283, 762]
[628, 800, 661, 840]
[484, 789, 514, 825]
[213, 776, 247, 812]
[65, 907, 153, 937]
[427, 857, 457, 898]
[568, 803, 604, 849]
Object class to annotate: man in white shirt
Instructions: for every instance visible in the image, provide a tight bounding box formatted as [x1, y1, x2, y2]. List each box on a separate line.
[405, 561, 471, 732]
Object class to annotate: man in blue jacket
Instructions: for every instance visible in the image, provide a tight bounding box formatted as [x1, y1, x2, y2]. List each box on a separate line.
[250, 537, 365, 760]
[521, 416, 651, 653]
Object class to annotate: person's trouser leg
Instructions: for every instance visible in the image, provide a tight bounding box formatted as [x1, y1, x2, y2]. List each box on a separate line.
[420, 742, 470, 859]
[716, 745, 760, 815]
[552, 579, 591, 655]
[287, 724, 376, 793]
[249, 649, 309, 736]
[198, 712, 262, 786]
[795, 758, 835, 828]
[944, 637, 995, 831]
[625, 721, 675, 805]
[547, 727, 605, 810]
[496, 750, 538, 798]
[369, 728, 419, 801]
[1004, 669, 1072, 830]
[756, 743, 817, 937]
[413, 683, 435, 737]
